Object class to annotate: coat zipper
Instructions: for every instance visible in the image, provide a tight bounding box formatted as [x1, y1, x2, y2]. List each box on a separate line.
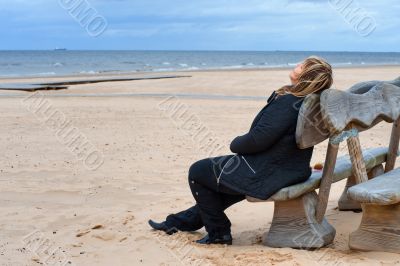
[217, 156, 236, 184]
[217, 155, 257, 184]
[241, 156, 256, 174]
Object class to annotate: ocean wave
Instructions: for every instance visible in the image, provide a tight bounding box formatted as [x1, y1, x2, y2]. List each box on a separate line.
[0, 63, 23, 67]
[356, 61, 400, 66]
[152, 68, 176, 72]
[241, 62, 255, 66]
[334, 62, 353, 66]
[78, 70, 97, 74]
[98, 70, 121, 73]
[184, 66, 200, 70]
[220, 65, 246, 69]
[0, 73, 21, 77]
[29, 72, 57, 76]
[122, 61, 137, 65]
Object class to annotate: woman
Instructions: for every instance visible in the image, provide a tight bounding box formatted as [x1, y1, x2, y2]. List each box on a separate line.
[149, 56, 333, 245]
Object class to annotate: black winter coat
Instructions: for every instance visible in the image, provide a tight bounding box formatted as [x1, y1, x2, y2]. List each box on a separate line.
[218, 91, 314, 200]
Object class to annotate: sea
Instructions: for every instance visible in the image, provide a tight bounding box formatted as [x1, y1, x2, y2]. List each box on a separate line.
[0, 50, 399, 77]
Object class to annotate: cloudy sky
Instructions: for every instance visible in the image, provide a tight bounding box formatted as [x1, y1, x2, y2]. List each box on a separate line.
[1, 0, 399, 51]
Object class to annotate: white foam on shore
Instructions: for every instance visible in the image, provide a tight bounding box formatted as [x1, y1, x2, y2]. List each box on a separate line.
[33, 72, 57, 76]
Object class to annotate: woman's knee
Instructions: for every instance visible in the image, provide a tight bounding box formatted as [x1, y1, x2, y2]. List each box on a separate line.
[188, 160, 202, 181]
[188, 158, 213, 182]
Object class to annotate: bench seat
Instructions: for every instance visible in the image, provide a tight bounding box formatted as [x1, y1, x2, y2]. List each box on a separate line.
[348, 166, 400, 253]
[348, 167, 400, 205]
[248, 147, 393, 202]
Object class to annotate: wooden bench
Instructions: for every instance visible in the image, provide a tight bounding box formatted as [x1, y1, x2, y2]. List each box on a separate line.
[347, 167, 400, 253]
[246, 76, 400, 249]
[346, 116, 400, 253]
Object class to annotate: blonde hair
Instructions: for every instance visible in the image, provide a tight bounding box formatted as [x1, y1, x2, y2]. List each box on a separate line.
[276, 56, 333, 97]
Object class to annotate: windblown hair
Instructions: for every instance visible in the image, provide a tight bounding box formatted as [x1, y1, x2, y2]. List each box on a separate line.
[276, 56, 333, 97]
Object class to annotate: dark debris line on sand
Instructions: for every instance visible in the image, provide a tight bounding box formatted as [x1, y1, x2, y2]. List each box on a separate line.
[0, 75, 191, 92]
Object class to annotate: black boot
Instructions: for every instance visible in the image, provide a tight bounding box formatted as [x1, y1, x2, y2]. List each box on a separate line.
[195, 233, 232, 245]
[148, 220, 178, 235]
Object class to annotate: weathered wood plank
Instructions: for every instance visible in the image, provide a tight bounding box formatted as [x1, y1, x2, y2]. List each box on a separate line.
[338, 164, 384, 211]
[347, 132, 369, 184]
[296, 77, 400, 149]
[348, 167, 400, 205]
[246, 147, 392, 202]
[320, 82, 400, 134]
[264, 191, 335, 248]
[386, 117, 400, 172]
[315, 141, 339, 223]
[348, 76, 400, 94]
[295, 93, 330, 149]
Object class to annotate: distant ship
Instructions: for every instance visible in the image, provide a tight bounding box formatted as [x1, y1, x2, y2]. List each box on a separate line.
[54, 48, 67, 51]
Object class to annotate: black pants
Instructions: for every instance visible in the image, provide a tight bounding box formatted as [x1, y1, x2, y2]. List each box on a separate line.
[165, 156, 246, 237]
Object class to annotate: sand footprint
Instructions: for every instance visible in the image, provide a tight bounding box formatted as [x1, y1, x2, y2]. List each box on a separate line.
[92, 231, 116, 241]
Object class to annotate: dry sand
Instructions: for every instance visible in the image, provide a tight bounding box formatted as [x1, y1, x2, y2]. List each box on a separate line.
[0, 66, 400, 266]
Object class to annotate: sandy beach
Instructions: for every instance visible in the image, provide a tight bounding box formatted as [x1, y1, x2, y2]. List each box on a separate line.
[1, 66, 400, 266]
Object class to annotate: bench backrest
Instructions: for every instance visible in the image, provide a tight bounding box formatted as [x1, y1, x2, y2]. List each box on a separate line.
[296, 76, 400, 149]
[295, 76, 400, 223]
